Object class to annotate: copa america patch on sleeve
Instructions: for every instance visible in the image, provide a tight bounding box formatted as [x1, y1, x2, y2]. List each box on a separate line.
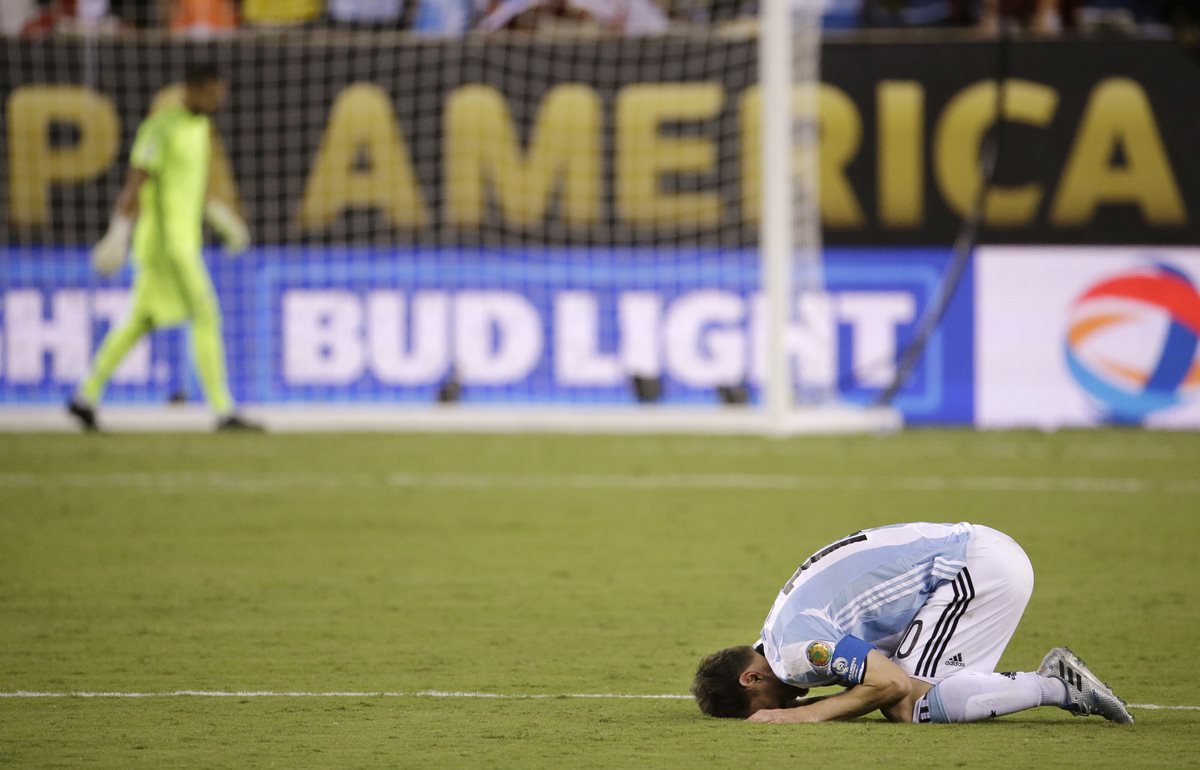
[805, 641, 833, 671]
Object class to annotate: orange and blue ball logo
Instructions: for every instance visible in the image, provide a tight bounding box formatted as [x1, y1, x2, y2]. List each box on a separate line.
[1065, 262, 1200, 423]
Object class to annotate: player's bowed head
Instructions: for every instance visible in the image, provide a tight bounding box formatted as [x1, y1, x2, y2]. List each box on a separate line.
[691, 646, 809, 719]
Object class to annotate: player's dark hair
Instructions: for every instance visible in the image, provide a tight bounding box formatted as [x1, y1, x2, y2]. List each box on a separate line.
[184, 61, 222, 86]
[691, 646, 756, 718]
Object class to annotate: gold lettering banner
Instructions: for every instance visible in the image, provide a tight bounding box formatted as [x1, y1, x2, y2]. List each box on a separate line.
[2, 37, 1195, 246]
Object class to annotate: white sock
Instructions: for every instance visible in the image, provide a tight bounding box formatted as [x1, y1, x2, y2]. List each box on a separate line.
[918, 672, 1070, 723]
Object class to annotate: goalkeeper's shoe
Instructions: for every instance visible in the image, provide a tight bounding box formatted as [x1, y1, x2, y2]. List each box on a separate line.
[1037, 647, 1134, 724]
[216, 414, 265, 433]
[66, 397, 100, 432]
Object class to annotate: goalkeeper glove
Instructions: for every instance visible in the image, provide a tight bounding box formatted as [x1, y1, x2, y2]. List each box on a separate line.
[205, 199, 251, 256]
[91, 215, 132, 276]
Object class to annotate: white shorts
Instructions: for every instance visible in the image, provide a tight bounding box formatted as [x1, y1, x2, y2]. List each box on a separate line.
[892, 525, 1034, 684]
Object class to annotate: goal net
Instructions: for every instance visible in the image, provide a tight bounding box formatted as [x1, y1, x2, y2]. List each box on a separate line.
[0, 7, 900, 434]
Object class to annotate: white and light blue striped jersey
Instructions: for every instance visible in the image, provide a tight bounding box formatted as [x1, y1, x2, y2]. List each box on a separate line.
[757, 522, 973, 687]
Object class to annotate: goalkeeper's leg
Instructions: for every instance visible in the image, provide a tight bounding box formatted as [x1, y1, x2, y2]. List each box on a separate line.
[77, 313, 153, 405]
[177, 256, 260, 431]
[189, 292, 235, 417]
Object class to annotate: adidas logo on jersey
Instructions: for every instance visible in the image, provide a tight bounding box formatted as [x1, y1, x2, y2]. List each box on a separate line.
[944, 653, 965, 667]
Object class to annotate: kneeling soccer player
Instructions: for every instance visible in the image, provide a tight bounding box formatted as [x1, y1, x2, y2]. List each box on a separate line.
[692, 522, 1133, 724]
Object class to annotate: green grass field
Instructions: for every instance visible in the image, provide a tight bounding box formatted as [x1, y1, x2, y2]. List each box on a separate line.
[1, 429, 1198, 768]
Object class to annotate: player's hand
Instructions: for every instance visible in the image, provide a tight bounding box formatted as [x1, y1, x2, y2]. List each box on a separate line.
[205, 199, 250, 257]
[748, 708, 819, 724]
[91, 216, 132, 276]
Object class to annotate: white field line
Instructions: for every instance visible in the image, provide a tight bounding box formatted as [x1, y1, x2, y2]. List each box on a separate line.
[0, 691, 1194, 710]
[0, 690, 690, 701]
[1126, 703, 1200, 711]
[692, 437, 1199, 462]
[385, 472, 1163, 495]
[0, 470, 1192, 495]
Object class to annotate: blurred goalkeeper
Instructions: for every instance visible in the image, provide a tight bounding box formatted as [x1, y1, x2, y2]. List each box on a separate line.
[68, 62, 261, 432]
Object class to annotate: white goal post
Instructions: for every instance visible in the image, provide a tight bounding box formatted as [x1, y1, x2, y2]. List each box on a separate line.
[757, 0, 897, 435]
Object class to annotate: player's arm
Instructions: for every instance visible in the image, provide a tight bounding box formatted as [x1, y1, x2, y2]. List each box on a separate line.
[203, 124, 250, 255]
[749, 650, 908, 723]
[786, 694, 835, 709]
[204, 196, 250, 256]
[749, 644, 911, 724]
[114, 166, 148, 219]
[91, 167, 149, 275]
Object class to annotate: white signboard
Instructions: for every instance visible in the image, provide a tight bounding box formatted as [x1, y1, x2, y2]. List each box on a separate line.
[976, 247, 1200, 428]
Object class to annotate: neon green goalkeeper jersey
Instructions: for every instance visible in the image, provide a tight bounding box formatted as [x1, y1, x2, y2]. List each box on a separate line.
[128, 104, 214, 326]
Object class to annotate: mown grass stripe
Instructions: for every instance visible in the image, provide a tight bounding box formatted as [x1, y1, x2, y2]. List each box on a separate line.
[0, 691, 1194, 710]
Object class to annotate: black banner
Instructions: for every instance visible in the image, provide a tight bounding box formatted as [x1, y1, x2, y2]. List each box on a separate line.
[3, 35, 1198, 246]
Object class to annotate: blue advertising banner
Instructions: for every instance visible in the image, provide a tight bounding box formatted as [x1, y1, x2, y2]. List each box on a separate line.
[0, 247, 973, 423]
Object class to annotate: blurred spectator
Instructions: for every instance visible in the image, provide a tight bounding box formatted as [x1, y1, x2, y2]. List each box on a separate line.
[170, 0, 237, 35]
[823, 0, 865, 27]
[479, 0, 594, 31]
[21, 0, 122, 35]
[327, 0, 405, 26]
[478, 0, 669, 33]
[1161, 0, 1200, 59]
[1076, 0, 1169, 31]
[673, 0, 870, 30]
[576, 0, 672, 31]
[861, 0, 962, 26]
[572, 0, 670, 31]
[695, 0, 752, 23]
[412, 0, 479, 34]
[978, 0, 1080, 32]
[116, 0, 161, 26]
[77, 0, 110, 23]
[242, 0, 324, 25]
[1, 0, 37, 34]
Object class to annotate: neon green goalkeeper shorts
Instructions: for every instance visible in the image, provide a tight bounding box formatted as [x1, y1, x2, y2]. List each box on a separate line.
[129, 249, 219, 328]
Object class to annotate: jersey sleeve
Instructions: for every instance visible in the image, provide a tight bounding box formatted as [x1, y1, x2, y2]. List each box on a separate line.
[776, 634, 877, 688]
[130, 117, 164, 174]
[776, 639, 841, 687]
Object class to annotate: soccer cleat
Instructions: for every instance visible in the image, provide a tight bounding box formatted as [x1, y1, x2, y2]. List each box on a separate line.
[1037, 647, 1135, 724]
[66, 397, 100, 432]
[216, 414, 265, 432]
